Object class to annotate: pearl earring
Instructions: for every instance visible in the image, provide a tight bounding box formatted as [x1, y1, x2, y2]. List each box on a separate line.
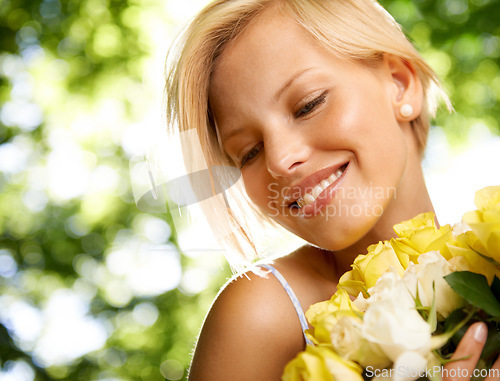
[400, 104, 413, 118]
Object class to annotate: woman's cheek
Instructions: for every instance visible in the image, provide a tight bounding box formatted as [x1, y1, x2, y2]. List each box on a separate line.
[242, 171, 272, 211]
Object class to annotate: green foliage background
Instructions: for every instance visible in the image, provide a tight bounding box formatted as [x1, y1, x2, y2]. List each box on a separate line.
[0, 0, 498, 380]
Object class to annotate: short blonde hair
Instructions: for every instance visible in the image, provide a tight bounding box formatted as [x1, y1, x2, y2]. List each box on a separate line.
[165, 0, 450, 269]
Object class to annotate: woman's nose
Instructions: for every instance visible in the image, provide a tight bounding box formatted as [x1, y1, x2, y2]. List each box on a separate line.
[265, 127, 311, 179]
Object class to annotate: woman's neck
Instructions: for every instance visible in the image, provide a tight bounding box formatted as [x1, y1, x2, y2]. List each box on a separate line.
[325, 152, 435, 278]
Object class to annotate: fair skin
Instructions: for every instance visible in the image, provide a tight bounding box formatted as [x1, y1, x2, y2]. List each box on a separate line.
[188, 8, 500, 381]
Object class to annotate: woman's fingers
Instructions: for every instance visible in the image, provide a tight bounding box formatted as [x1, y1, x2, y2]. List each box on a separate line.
[484, 356, 500, 381]
[442, 322, 488, 381]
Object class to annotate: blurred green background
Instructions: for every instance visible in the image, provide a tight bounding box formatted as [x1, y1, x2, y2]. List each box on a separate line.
[0, 0, 499, 380]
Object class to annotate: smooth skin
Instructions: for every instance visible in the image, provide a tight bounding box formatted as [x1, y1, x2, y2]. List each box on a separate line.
[188, 7, 499, 381]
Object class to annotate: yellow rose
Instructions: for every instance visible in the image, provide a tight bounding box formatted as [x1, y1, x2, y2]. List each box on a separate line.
[352, 241, 406, 289]
[447, 231, 499, 283]
[339, 213, 454, 298]
[393, 212, 436, 236]
[390, 238, 421, 266]
[462, 186, 500, 264]
[393, 212, 453, 259]
[306, 289, 360, 344]
[282, 345, 364, 381]
[337, 268, 366, 298]
[473, 185, 500, 211]
[338, 239, 412, 297]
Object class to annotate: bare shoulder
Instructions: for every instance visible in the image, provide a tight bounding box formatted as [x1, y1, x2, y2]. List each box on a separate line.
[188, 265, 307, 381]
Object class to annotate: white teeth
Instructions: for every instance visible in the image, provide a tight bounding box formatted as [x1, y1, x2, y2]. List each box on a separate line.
[320, 180, 330, 189]
[328, 173, 338, 183]
[311, 184, 323, 199]
[297, 166, 345, 207]
[303, 194, 315, 204]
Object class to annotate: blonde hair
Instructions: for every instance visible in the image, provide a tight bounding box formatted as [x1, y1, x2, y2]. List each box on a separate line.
[165, 0, 450, 270]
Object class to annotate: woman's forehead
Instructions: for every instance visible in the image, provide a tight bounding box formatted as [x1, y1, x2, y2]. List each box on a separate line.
[213, 12, 298, 71]
[210, 13, 328, 97]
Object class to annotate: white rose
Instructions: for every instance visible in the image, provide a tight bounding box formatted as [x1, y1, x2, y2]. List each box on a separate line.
[412, 251, 464, 319]
[361, 270, 432, 364]
[452, 221, 471, 238]
[353, 291, 370, 312]
[391, 351, 429, 381]
[329, 315, 391, 369]
[372, 352, 429, 381]
[354, 267, 410, 312]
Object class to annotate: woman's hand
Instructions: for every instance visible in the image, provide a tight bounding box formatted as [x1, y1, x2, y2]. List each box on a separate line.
[443, 322, 500, 381]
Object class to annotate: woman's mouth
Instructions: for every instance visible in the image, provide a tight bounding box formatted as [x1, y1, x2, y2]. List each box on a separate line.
[289, 163, 348, 215]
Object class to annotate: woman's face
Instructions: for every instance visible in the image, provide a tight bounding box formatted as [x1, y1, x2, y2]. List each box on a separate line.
[209, 12, 417, 251]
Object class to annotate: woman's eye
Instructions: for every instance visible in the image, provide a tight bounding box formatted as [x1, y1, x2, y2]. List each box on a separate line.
[240, 142, 263, 168]
[294, 91, 328, 118]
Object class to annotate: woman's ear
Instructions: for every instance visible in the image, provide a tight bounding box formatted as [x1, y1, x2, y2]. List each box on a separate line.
[383, 54, 424, 123]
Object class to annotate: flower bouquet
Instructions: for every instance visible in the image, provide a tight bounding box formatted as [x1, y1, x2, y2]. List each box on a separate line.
[283, 186, 500, 381]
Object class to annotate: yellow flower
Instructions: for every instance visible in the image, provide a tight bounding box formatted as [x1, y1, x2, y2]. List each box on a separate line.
[339, 213, 455, 298]
[393, 212, 453, 259]
[282, 345, 364, 381]
[393, 212, 436, 236]
[337, 268, 366, 298]
[338, 240, 408, 297]
[339, 241, 407, 297]
[462, 186, 500, 264]
[447, 231, 499, 283]
[306, 289, 360, 344]
[354, 241, 407, 289]
[473, 185, 500, 211]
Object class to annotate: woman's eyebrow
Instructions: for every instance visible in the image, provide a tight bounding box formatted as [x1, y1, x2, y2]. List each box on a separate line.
[273, 67, 316, 102]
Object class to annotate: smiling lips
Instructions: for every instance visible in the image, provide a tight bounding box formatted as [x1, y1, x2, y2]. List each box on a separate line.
[287, 163, 348, 211]
[296, 166, 345, 208]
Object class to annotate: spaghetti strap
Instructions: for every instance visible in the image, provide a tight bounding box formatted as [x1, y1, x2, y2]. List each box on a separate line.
[259, 264, 313, 346]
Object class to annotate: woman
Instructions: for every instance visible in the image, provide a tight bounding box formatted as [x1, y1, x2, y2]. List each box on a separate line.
[165, 0, 500, 379]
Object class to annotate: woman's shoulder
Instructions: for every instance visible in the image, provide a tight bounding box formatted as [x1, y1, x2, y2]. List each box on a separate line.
[188, 248, 324, 380]
[208, 264, 306, 335]
[201, 244, 334, 338]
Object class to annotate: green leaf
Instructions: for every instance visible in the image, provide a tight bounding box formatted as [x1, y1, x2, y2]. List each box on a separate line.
[428, 281, 437, 332]
[491, 276, 500, 301]
[435, 308, 476, 351]
[444, 271, 500, 317]
[482, 326, 500, 361]
[443, 308, 468, 333]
